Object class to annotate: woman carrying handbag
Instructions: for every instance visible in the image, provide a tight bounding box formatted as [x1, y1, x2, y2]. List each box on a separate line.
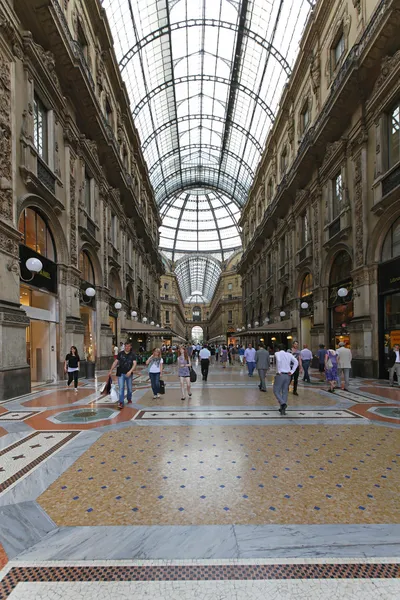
[325, 348, 339, 393]
[177, 346, 192, 401]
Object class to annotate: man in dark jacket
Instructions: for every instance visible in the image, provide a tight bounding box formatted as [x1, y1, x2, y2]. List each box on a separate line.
[256, 344, 270, 392]
[388, 344, 400, 387]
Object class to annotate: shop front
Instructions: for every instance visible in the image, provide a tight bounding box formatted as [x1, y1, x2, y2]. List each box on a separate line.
[328, 251, 354, 349]
[18, 208, 59, 385]
[378, 255, 400, 378]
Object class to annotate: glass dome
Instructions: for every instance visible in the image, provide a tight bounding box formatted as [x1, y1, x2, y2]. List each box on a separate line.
[159, 189, 241, 261]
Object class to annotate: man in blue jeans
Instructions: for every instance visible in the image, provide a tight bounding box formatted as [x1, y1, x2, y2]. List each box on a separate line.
[244, 343, 256, 377]
[108, 341, 137, 409]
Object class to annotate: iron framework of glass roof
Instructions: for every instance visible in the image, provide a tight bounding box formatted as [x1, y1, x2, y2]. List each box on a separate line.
[101, 0, 315, 301]
[174, 255, 222, 304]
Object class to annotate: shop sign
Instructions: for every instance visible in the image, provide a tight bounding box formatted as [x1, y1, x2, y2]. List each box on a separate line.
[19, 245, 57, 294]
[390, 330, 400, 346]
[379, 257, 400, 294]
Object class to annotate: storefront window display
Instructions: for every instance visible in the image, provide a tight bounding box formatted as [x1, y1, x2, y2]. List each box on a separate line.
[328, 251, 353, 348]
[379, 218, 400, 377]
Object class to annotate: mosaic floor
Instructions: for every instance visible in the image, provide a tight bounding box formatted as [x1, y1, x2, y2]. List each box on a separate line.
[1, 361, 399, 598]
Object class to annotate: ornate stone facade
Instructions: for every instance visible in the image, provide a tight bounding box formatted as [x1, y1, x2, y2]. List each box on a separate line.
[0, 0, 163, 400]
[239, 0, 400, 377]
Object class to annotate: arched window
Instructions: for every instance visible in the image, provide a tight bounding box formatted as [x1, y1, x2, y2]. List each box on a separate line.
[79, 250, 95, 285]
[382, 217, 400, 262]
[301, 273, 313, 297]
[282, 287, 289, 308]
[126, 284, 134, 308]
[109, 270, 122, 298]
[330, 250, 352, 285]
[192, 306, 201, 322]
[18, 208, 56, 262]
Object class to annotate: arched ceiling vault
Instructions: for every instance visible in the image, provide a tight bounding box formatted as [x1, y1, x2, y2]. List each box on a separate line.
[102, 0, 315, 302]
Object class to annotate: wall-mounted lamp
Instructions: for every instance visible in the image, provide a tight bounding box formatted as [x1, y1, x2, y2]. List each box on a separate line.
[114, 301, 122, 310]
[150, 321, 155, 326]
[254, 321, 259, 327]
[143, 317, 148, 323]
[300, 302, 309, 309]
[280, 311, 286, 317]
[75, 286, 96, 305]
[271, 336, 277, 341]
[131, 310, 138, 320]
[8, 257, 43, 282]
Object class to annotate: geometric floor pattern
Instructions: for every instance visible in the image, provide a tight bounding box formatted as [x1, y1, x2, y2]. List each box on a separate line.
[0, 361, 399, 598]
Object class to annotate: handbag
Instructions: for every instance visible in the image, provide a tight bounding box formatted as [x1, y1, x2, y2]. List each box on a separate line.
[190, 367, 197, 383]
[159, 379, 165, 395]
[326, 355, 333, 370]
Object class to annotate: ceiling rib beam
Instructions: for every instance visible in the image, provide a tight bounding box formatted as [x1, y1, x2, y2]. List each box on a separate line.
[119, 18, 292, 76]
[133, 74, 275, 121]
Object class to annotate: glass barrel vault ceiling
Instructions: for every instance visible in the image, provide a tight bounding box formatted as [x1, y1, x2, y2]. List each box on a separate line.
[101, 0, 315, 301]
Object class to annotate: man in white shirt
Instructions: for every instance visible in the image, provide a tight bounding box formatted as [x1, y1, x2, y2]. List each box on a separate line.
[199, 345, 211, 381]
[273, 344, 299, 415]
[336, 342, 353, 391]
[244, 343, 257, 377]
[300, 344, 313, 383]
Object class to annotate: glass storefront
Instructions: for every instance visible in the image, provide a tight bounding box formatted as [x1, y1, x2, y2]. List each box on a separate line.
[328, 251, 353, 349]
[378, 255, 400, 377]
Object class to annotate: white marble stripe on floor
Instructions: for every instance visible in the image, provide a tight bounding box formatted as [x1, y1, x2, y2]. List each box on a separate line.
[139, 409, 362, 420]
[0, 411, 38, 421]
[0, 432, 79, 495]
[6, 579, 400, 600]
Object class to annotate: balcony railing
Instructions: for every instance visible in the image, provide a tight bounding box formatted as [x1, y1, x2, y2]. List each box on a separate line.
[37, 157, 56, 193]
[329, 217, 341, 239]
[382, 163, 400, 197]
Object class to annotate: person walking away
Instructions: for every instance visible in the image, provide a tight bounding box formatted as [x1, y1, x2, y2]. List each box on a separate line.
[215, 345, 220, 362]
[325, 348, 338, 393]
[388, 344, 400, 387]
[65, 346, 80, 393]
[244, 343, 256, 377]
[336, 342, 352, 390]
[300, 344, 312, 383]
[256, 344, 270, 392]
[187, 345, 193, 360]
[178, 346, 192, 400]
[317, 344, 327, 380]
[146, 348, 163, 399]
[113, 343, 118, 359]
[290, 341, 302, 396]
[238, 345, 245, 365]
[220, 345, 228, 368]
[119, 341, 125, 353]
[199, 344, 211, 381]
[108, 341, 137, 409]
[210, 345, 216, 364]
[273, 344, 298, 415]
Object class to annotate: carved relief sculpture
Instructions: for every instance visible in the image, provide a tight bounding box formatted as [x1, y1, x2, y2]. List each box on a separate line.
[353, 153, 364, 267]
[0, 49, 13, 222]
[69, 153, 78, 265]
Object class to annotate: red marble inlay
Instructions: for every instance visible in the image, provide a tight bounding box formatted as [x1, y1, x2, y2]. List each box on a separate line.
[0, 427, 7, 438]
[25, 404, 138, 431]
[348, 403, 400, 424]
[359, 386, 400, 402]
[0, 543, 7, 570]
[22, 388, 95, 408]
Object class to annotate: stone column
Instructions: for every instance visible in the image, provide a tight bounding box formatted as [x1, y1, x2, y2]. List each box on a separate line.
[0, 39, 31, 399]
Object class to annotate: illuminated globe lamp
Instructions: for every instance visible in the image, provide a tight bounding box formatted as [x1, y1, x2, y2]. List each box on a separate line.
[26, 257, 43, 273]
[338, 287, 348, 298]
[150, 321, 155, 326]
[114, 301, 122, 310]
[280, 311, 286, 318]
[156, 324, 160, 328]
[131, 310, 138, 320]
[143, 317, 148, 323]
[247, 323, 251, 329]
[254, 321, 259, 327]
[264, 317, 270, 323]
[85, 287, 96, 298]
[301, 301, 309, 310]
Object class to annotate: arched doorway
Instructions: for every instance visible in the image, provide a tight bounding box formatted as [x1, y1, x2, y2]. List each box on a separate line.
[329, 250, 353, 348]
[18, 207, 58, 384]
[191, 326, 203, 343]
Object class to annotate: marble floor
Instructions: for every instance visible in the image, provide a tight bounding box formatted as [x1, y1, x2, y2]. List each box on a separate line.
[0, 360, 399, 598]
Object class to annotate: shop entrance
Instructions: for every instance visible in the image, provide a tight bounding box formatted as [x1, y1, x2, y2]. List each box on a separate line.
[20, 285, 58, 385]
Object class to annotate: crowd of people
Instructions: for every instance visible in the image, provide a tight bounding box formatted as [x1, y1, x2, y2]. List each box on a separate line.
[104, 338, 400, 412]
